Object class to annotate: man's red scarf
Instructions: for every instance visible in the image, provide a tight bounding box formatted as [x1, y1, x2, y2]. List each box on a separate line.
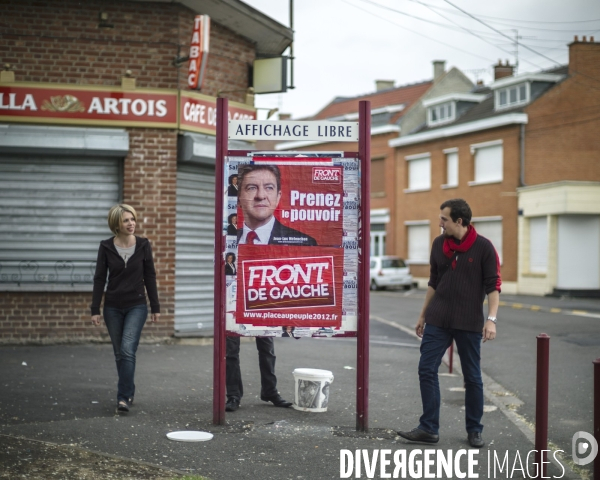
[443, 225, 477, 269]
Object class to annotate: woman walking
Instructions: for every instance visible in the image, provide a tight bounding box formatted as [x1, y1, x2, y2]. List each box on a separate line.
[91, 204, 160, 413]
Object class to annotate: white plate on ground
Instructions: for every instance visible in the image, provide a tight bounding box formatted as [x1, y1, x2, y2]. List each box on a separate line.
[166, 431, 213, 442]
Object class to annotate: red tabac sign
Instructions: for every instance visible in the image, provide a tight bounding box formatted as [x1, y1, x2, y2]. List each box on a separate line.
[188, 15, 210, 90]
[180, 91, 255, 134]
[0, 84, 177, 127]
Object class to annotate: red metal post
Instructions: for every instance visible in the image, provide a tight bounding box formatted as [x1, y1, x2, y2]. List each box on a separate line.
[448, 342, 454, 374]
[357, 100, 371, 432]
[212, 98, 228, 425]
[594, 358, 600, 480]
[535, 333, 550, 477]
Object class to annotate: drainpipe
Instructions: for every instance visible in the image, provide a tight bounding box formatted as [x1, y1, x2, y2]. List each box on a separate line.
[520, 123, 527, 187]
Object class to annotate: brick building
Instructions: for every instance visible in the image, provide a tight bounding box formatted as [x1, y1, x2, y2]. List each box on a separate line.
[275, 61, 473, 256]
[389, 37, 600, 296]
[0, 0, 292, 343]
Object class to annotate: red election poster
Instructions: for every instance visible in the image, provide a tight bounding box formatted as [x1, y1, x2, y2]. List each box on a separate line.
[235, 158, 344, 327]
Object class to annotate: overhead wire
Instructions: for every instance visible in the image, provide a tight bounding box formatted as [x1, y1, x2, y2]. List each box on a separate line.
[440, 0, 563, 67]
[339, 0, 495, 63]
[354, 0, 548, 69]
[395, 0, 600, 26]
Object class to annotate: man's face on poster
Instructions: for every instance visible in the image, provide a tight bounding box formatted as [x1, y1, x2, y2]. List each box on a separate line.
[239, 169, 282, 229]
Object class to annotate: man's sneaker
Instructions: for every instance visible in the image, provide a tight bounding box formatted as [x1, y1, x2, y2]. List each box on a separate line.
[397, 427, 439, 444]
[468, 431, 484, 448]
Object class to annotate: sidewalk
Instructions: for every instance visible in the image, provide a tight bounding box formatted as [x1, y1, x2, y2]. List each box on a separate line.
[0, 335, 578, 479]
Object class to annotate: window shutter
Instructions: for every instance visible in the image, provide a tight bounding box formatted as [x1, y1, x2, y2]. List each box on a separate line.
[474, 145, 503, 183]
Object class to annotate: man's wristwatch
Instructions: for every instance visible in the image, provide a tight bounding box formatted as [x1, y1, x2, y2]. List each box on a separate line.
[487, 316, 497, 324]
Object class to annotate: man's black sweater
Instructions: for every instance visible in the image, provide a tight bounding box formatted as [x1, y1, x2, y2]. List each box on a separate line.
[91, 236, 160, 316]
[425, 233, 501, 333]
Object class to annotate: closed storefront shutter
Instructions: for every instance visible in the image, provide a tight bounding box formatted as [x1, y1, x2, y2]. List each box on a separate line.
[0, 155, 120, 290]
[557, 215, 600, 290]
[175, 163, 216, 336]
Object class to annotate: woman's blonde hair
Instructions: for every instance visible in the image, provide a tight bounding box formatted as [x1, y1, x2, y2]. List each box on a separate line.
[107, 204, 137, 235]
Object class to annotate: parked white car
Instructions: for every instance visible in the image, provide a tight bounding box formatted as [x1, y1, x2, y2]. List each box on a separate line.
[369, 256, 413, 291]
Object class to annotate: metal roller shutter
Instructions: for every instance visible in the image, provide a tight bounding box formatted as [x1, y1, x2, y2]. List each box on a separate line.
[175, 163, 216, 336]
[0, 155, 120, 290]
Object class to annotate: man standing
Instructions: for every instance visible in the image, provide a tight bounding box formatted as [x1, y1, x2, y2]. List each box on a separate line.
[226, 163, 305, 412]
[398, 199, 500, 448]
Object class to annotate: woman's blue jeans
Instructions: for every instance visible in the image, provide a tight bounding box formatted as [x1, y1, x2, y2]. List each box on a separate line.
[418, 323, 484, 435]
[103, 304, 147, 403]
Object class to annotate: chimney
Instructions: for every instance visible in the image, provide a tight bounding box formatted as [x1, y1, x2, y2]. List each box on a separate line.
[375, 80, 395, 91]
[569, 35, 599, 77]
[494, 60, 514, 80]
[433, 60, 446, 80]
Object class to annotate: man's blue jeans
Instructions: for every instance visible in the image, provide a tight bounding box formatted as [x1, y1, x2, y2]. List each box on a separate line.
[418, 324, 484, 435]
[103, 304, 147, 403]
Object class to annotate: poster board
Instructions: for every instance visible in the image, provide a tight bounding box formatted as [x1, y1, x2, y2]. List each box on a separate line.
[223, 152, 359, 338]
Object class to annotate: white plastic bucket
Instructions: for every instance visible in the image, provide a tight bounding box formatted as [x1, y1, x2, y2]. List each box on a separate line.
[292, 368, 334, 412]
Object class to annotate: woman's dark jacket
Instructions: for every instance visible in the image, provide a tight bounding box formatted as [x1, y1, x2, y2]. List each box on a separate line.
[91, 236, 160, 316]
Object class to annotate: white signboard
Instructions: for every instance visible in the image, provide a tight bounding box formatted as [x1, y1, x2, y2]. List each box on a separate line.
[229, 120, 359, 141]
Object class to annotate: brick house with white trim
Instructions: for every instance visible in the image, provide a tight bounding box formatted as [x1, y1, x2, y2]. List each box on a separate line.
[389, 37, 600, 296]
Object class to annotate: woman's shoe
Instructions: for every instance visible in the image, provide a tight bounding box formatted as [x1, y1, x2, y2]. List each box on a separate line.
[117, 400, 129, 413]
[128, 397, 134, 406]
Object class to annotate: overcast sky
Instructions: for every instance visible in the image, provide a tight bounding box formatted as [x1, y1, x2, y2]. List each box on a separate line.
[242, 0, 600, 119]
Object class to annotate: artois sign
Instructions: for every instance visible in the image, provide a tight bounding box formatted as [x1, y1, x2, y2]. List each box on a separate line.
[0, 83, 256, 132]
[0, 83, 178, 128]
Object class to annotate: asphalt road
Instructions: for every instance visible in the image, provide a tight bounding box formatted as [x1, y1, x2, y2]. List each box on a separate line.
[0, 288, 598, 479]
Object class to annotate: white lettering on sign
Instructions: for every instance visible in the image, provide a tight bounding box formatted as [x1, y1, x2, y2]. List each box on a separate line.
[242, 255, 336, 310]
[248, 262, 329, 287]
[229, 120, 358, 141]
[313, 167, 342, 182]
[0, 93, 38, 111]
[290, 191, 341, 207]
[182, 101, 254, 126]
[87, 97, 167, 117]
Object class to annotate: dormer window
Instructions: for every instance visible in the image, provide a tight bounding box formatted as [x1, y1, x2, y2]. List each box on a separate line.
[423, 93, 486, 128]
[491, 73, 565, 111]
[429, 102, 454, 126]
[496, 82, 529, 110]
